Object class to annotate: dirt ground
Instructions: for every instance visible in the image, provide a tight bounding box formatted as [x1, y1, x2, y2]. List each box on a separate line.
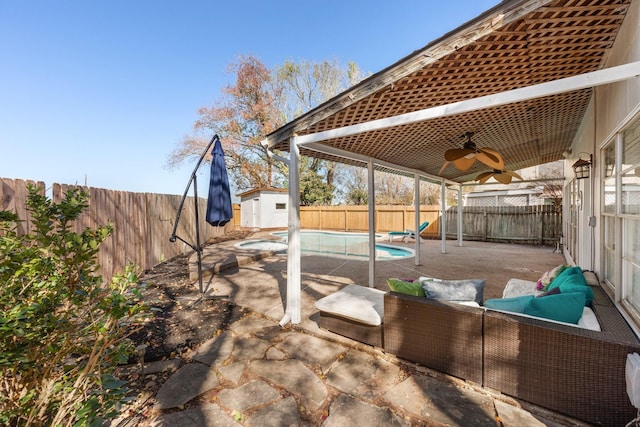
[128, 229, 257, 362]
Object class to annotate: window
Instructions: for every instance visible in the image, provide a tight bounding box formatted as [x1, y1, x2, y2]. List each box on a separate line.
[602, 113, 640, 323]
[603, 143, 616, 213]
[622, 122, 640, 215]
[275, 203, 286, 210]
[603, 215, 616, 287]
[624, 219, 640, 313]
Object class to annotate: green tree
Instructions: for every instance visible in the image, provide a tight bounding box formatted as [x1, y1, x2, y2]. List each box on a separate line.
[300, 157, 335, 205]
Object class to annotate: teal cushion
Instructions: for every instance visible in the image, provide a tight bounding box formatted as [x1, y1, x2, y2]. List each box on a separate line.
[559, 283, 594, 305]
[548, 266, 585, 290]
[484, 295, 534, 313]
[386, 278, 425, 297]
[524, 292, 585, 324]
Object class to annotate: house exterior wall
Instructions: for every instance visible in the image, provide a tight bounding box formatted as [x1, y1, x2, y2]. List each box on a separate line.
[568, 0, 640, 331]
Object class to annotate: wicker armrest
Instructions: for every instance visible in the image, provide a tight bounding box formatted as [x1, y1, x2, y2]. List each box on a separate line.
[383, 292, 484, 384]
[484, 308, 640, 426]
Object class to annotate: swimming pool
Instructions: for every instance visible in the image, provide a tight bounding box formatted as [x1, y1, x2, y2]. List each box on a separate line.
[235, 230, 414, 261]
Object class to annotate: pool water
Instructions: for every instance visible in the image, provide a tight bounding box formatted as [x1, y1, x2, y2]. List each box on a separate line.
[236, 231, 414, 261]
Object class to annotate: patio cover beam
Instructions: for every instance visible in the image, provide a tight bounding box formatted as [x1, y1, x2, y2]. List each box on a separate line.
[280, 61, 640, 149]
[302, 141, 457, 186]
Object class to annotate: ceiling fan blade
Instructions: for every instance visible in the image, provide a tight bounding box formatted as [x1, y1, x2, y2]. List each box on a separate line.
[452, 156, 476, 171]
[479, 147, 504, 165]
[505, 170, 524, 181]
[438, 161, 450, 175]
[475, 151, 504, 170]
[495, 172, 513, 184]
[444, 148, 475, 161]
[476, 171, 494, 184]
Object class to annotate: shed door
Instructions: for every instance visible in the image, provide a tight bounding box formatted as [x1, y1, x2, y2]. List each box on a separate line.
[252, 198, 260, 228]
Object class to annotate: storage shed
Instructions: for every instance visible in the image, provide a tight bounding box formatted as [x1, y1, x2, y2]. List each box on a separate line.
[237, 188, 288, 229]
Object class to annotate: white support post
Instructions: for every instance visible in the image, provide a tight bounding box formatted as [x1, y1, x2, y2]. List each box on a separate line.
[368, 158, 375, 287]
[441, 180, 447, 254]
[457, 186, 463, 247]
[414, 174, 421, 265]
[282, 136, 301, 326]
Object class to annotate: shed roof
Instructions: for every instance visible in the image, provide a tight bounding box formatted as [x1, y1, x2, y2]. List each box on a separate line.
[236, 187, 289, 198]
[265, 0, 632, 183]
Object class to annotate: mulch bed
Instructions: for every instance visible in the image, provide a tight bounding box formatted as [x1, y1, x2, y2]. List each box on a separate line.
[128, 229, 257, 362]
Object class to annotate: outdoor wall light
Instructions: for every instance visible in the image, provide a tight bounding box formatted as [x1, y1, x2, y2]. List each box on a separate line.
[572, 153, 593, 180]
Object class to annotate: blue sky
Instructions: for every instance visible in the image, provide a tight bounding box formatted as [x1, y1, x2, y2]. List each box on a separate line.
[0, 1, 499, 197]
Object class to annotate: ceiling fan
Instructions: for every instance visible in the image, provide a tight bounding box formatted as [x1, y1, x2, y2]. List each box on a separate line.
[439, 132, 504, 174]
[476, 169, 523, 184]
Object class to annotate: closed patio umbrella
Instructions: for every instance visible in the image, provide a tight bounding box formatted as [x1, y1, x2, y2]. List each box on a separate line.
[206, 137, 233, 227]
[170, 134, 231, 301]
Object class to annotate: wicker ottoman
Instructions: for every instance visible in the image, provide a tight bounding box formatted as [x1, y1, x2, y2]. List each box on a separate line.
[315, 284, 385, 347]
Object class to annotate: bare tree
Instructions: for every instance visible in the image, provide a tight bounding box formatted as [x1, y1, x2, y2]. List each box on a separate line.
[168, 56, 369, 197]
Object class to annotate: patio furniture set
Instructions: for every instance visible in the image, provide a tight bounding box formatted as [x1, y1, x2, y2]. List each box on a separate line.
[315, 268, 640, 426]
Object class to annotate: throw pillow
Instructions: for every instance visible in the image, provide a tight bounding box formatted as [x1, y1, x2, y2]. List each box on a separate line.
[536, 287, 561, 297]
[386, 278, 425, 297]
[560, 283, 594, 305]
[524, 292, 585, 324]
[420, 278, 485, 305]
[536, 264, 568, 291]
[484, 295, 534, 313]
[548, 266, 585, 290]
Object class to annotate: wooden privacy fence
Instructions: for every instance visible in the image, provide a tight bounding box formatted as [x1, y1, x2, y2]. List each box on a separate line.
[1, 178, 240, 282]
[444, 205, 562, 245]
[300, 205, 442, 238]
[299, 204, 561, 245]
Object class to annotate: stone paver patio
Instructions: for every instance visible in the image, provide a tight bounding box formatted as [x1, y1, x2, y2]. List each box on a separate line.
[115, 235, 590, 426]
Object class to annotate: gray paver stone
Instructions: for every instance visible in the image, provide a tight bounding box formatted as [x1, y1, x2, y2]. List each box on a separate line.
[276, 333, 345, 372]
[494, 400, 565, 427]
[232, 336, 271, 360]
[323, 394, 409, 427]
[253, 325, 290, 341]
[155, 363, 219, 409]
[250, 359, 327, 410]
[265, 346, 286, 360]
[384, 375, 496, 426]
[149, 403, 240, 427]
[245, 396, 301, 427]
[218, 380, 280, 412]
[218, 361, 246, 385]
[191, 331, 234, 366]
[230, 314, 276, 335]
[326, 350, 403, 399]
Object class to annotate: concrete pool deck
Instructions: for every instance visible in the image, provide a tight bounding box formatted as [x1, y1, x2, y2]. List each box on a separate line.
[133, 232, 596, 426]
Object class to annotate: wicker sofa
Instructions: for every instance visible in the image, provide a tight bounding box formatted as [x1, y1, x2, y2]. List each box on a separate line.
[387, 288, 640, 426]
[318, 272, 640, 426]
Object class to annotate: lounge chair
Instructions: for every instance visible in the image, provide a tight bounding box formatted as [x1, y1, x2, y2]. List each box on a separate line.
[387, 221, 429, 242]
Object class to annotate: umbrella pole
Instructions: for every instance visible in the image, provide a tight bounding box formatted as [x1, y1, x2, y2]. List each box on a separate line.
[193, 174, 204, 295]
[169, 135, 229, 305]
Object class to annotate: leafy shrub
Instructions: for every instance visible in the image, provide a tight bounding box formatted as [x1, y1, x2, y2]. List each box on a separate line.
[0, 185, 148, 426]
